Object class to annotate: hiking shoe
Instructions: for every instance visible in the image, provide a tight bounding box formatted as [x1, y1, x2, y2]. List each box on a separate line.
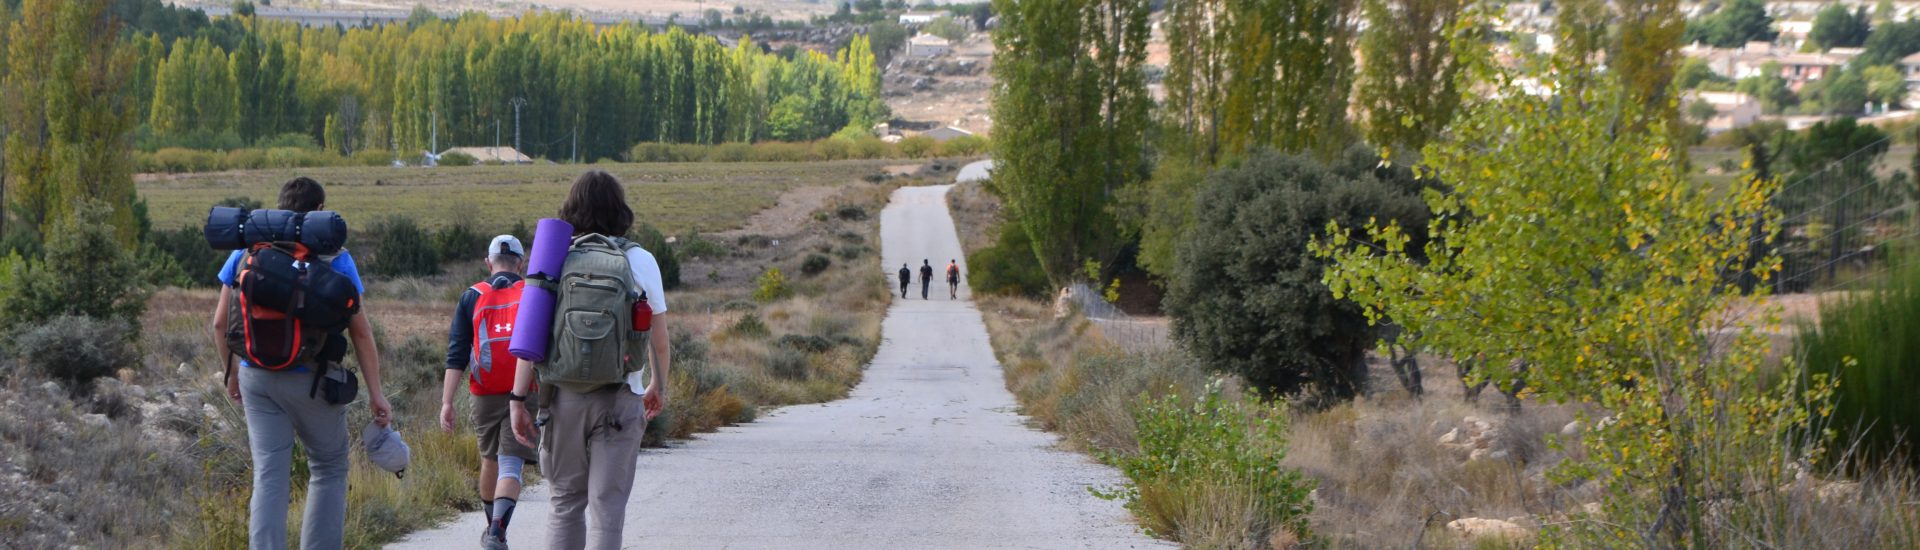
[484, 534, 509, 550]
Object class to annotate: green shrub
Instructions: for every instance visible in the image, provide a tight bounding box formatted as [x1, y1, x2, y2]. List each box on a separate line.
[939, 134, 988, 157]
[967, 223, 1051, 298]
[729, 313, 771, 338]
[677, 233, 730, 259]
[708, 143, 754, 162]
[834, 204, 869, 221]
[628, 224, 682, 290]
[433, 221, 489, 263]
[352, 149, 397, 166]
[754, 267, 790, 302]
[367, 216, 441, 277]
[13, 315, 138, 387]
[767, 345, 810, 379]
[1167, 148, 1432, 400]
[850, 136, 892, 159]
[800, 253, 832, 276]
[438, 151, 478, 166]
[147, 226, 224, 287]
[776, 333, 834, 354]
[898, 135, 936, 158]
[1798, 259, 1920, 468]
[835, 245, 868, 261]
[1101, 382, 1314, 543]
[224, 148, 268, 170]
[817, 137, 854, 160]
[2, 201, 151, 330]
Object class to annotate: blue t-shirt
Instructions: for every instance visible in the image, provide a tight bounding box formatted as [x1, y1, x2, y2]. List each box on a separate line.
[220, 249, 365, 370]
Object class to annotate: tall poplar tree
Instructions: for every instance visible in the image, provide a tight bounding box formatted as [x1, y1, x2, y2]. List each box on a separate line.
[1356, 0, 1468, 158]
[1, 0, 140, 242]
[990, 0, 1152, 284]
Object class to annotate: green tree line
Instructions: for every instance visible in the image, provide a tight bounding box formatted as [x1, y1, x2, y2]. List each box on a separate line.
[133, 11, 884, 161]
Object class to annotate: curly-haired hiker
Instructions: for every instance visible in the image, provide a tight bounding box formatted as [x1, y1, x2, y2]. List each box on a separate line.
[509, 170, 672, 550]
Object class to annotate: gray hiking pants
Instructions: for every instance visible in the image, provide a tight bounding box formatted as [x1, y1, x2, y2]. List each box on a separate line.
[539, 384, 647, 550]
[241, 366, 350, 550]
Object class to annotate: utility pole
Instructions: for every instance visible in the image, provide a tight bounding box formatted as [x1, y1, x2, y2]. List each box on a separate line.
[511, 97, 528, 157]
[495, 118, 501, 155]
[571, 125, 578, 164]
[429, 110, 437, 157]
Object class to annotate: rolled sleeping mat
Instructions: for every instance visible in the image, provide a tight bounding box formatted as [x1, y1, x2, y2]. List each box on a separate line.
[508, 218, 575, 362]
[203, 206, 349, 256]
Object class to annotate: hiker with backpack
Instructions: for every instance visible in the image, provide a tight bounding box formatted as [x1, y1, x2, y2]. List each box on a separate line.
[919, 259, 934, 300]
[209, 177, 391, 550]
[946, 259, 961, 300]
[440, 235, 535, 549]
[897, 263, 911, 299]
[508, 171, 672, 550]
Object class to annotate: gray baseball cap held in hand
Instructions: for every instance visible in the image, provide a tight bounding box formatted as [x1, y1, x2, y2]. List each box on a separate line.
[362, 422, 411, 479]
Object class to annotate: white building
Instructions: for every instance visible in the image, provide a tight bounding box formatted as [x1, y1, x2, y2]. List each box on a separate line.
[907, 34, 951, 59]
[899, 12, 940, 26]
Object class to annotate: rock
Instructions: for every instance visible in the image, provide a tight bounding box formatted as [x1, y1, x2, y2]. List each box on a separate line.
[1469, 448, 1511, 462]
[1816, 480, 1861, 503]
[177, 362, 195, 379]
[1447, 518, 1530, 541]
[78, 413, 110, 429]
[39, 381, 65, 401]
[1438, 428, 1461, 445]
[123, 384, 147, 400]
[1560, 420, 1582, 437]
[1581, 502, 1605, 517]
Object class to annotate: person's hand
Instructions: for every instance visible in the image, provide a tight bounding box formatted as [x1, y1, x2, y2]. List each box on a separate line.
[225, 370, 242, 404]
[438, 402, 457, 433]
[510, 400, 537, 448]
[643, 385, 665, 421]
[369, 392, 393, 427]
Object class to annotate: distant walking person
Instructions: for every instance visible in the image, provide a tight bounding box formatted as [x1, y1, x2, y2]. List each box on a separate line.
[212, 177, 391, 550]
[897, 263, 912, 298]
[946, 259, 961, 299]
[510, 171, 671, 550]
[919, 259, 934, 300]
[441, 235, 534, 549]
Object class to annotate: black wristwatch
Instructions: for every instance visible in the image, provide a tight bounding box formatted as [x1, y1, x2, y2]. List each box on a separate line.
[508, 392, 529, 402]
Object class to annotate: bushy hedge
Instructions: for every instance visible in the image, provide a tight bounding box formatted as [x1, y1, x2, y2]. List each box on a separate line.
[626, 136, 957, 163]
[135, 147, 397, 173]
[1798, 259, 1920, 469]
[2, 201, 152, 331]
[13, 315, 138, 388]
[967, 223, 1051, 298]
[366, 216, 441, 277]
[1167, 148, 1434, 400]
[628, 224, 682, 290]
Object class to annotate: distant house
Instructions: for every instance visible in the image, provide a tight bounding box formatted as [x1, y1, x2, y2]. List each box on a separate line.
[908, 34, 950, 59]
[439, 146, 533, 164]
[1901, 51, 1920, 92]
[899, 12, 940, 26]
[1685, 91, 1762, 134]
[918, 126, 974, 143]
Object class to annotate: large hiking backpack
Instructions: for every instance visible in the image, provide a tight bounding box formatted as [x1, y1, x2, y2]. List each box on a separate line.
[225, 243, 361, 370]
[468, 280, 524, 395]
[533, 234, 651, 394]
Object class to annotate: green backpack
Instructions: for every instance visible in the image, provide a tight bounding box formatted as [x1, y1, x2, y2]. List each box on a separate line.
[535, 234, 651, 394]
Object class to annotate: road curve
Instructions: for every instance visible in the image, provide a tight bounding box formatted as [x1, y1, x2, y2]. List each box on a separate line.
[390, 182, 1166, 549]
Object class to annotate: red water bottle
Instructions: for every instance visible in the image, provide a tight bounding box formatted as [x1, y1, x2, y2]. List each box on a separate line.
[631, 293, 652, 332]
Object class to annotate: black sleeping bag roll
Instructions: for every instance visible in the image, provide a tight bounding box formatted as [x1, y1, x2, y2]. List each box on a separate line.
[203, 207, 348, 255]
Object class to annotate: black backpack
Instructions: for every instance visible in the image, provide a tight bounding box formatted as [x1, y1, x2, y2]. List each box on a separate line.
[225, 243, 360, 370]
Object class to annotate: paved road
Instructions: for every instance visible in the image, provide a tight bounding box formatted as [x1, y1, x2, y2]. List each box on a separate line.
[390, 183, 1165, 549]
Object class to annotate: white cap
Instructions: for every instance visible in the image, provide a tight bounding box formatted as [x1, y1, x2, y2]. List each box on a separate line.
[488, 235, 525, 258]
[362, 422, 411, 478]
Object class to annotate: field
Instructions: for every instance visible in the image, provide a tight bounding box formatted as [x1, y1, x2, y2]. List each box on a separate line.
[136, 161, 900, 234]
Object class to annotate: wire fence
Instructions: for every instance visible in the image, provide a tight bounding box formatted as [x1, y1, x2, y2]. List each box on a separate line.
[1064, 283, 1172, 351]
[1762, 137, 1917, 294]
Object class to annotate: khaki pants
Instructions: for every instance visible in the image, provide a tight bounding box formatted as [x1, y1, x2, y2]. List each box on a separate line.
[538, 384, 647, 550]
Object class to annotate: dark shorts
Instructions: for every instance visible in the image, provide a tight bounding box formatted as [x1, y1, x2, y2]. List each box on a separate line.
[472, 393, 538, 462]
